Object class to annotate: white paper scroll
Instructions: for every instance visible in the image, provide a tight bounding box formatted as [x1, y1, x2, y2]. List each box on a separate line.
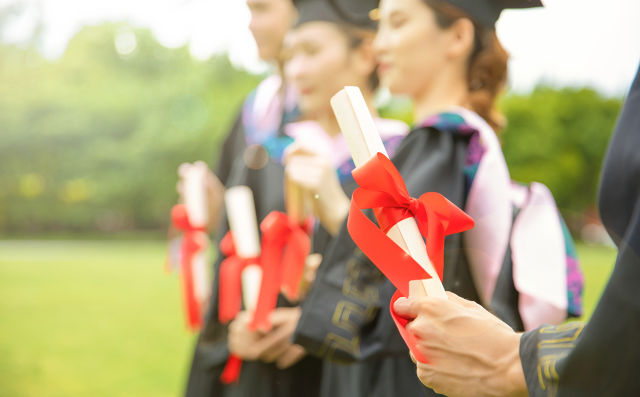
[182, 162, 210, 228]
[224, 186, 263, 311]
[331, 86, 445, 298]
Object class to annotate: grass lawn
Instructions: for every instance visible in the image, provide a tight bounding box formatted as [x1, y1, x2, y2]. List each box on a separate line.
[0, 240, 196, 397]
[0, 239, 617, 396]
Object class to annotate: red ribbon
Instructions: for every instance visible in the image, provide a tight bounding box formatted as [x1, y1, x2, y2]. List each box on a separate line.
[171, 204, 207, 331]
[220, 354, 243, 384]
[217, 232, 260, 324]
[250, 211, 311, 332]
[347, 153, 474, 362]
[218, 211, 311, 383]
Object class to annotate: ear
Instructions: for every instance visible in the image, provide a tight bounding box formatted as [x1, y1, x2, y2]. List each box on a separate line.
[351, 36, 378, 85]
[445, 17, 475, 61]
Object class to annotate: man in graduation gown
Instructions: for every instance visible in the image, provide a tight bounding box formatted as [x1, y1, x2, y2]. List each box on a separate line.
[394, 63, 640, 397]
[184, 1, 315, 396]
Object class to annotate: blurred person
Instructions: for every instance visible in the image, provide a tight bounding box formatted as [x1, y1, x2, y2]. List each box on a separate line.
[176, 0, 298, 232]
[394, 62, 640, 397]
[291, 0, 581, 396]
[184, 0, 407, 396]
[183, 0, 299, 395]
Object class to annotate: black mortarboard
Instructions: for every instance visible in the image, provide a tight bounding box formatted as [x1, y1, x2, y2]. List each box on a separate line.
[294, 0, 379, 30]
[437, 0, 543, 27]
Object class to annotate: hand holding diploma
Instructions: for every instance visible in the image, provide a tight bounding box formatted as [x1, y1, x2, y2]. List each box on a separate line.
[284, 143, 350, 236]
[228, 307, 306, 369]
[393, 292, 527, 397]
[220, 186, 263, 383]
[331, 86, 475, 362]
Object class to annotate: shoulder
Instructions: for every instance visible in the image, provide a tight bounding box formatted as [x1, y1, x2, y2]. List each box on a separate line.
[414, 110, 480, 137]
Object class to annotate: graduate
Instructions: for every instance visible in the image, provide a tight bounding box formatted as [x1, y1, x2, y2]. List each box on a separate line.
[183, 0, 299, 395]
[177, 0, 298, 233]
[292, 0, 580, 396]
[184, 0, 407, 395]
[395, 62, 640, 397]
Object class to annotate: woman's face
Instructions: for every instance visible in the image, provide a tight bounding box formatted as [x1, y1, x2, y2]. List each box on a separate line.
[374, 0, 451, 98]
[247, 0, 295, 62]
[284, 22, 372, 118]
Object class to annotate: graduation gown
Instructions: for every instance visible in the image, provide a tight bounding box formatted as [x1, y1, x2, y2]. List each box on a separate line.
[519, 64, 640, 396]
[294, 117, 483, 397]
[185, 145, 324, 397]
[185, 114, 407, 397]
[184, 75, 322, 397]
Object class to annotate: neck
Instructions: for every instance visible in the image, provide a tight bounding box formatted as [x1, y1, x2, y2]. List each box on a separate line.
[315, 87, 378, 138]
[412, 68, 470, 123]
[316, 111, 342, 138]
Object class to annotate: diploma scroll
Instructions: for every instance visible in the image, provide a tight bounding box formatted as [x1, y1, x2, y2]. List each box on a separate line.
[330, 87, 445, 298]
[224, 186, 262, 312]
[182, 162, 209, 228]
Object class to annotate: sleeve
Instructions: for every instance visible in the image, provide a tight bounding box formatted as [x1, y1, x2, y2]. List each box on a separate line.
[293, 127, 473, 363]
[520, 194, 640, 396]
[519, 322, 585, 397]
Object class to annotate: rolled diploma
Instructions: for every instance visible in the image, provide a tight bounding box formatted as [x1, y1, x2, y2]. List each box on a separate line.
[285, 175, 312, 225]
[330, 86, 445, 298]
[224, 186, 263, 312]
[193, 245, 210, 304]
[183, 162, 209, 228]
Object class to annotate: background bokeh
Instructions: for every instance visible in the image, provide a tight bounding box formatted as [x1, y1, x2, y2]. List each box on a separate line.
[0, 0, 637, 396]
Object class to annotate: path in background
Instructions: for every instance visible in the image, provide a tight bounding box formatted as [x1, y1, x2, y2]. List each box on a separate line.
[0, 239, 616, 396]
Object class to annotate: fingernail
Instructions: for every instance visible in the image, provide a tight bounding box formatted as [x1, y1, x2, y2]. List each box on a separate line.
[394, 297, 409, 311]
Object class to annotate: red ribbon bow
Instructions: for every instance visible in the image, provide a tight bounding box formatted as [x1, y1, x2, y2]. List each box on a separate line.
[347, 153, 474, 362]
[171, 204, 207, 331]
[218, 211, 311, 384]
[217, 232, 260, 324]
[251, 211, 311, 332]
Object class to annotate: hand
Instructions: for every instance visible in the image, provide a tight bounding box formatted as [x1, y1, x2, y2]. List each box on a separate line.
[393, 292, 527, 397]
[227, 308, 306, 369]
[227, 311, 265, 361]
[176, 161, 224, 232]
[257, 307, 305, 369]
[283, 145, 349, 236]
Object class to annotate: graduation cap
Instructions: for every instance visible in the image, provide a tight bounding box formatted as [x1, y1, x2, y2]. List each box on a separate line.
[432, 0, 543, 27]
[294, 0, 379, 30]
[325, 0, 542, 28]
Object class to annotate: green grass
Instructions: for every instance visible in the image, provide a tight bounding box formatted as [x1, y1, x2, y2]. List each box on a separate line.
[574, 243, 617, 320]
[0, 240, 196, 397]
[0, 240, 618, 396]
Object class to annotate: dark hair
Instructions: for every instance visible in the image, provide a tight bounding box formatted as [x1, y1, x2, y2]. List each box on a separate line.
[337, 25, 380, 92]
[424, 0, 509, 131]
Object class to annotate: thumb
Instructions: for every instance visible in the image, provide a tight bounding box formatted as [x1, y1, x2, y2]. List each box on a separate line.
[393, 296, 417, 319]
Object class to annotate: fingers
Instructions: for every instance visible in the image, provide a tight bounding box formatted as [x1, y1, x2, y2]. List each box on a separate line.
[393, 296, 417, 318]
[276, 345, 306, 369]
[177, 162, 191, 177]
[285, 157, 324, 189]
[255, 322, 296, 362]
[269, 307, 301, 327]
[283, 142, 317, 164]
[304, 253, 322, 284]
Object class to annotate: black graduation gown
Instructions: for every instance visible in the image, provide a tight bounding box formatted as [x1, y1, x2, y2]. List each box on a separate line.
[519, 64, 640, 396]
[293, 123, 483, 397]
[184, 114, 323, 397]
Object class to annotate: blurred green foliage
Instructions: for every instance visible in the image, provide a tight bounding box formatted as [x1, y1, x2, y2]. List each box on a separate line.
[0, 22, 624, 235]
[500, 87, 623, 228]
[0, 24, 261, 235]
